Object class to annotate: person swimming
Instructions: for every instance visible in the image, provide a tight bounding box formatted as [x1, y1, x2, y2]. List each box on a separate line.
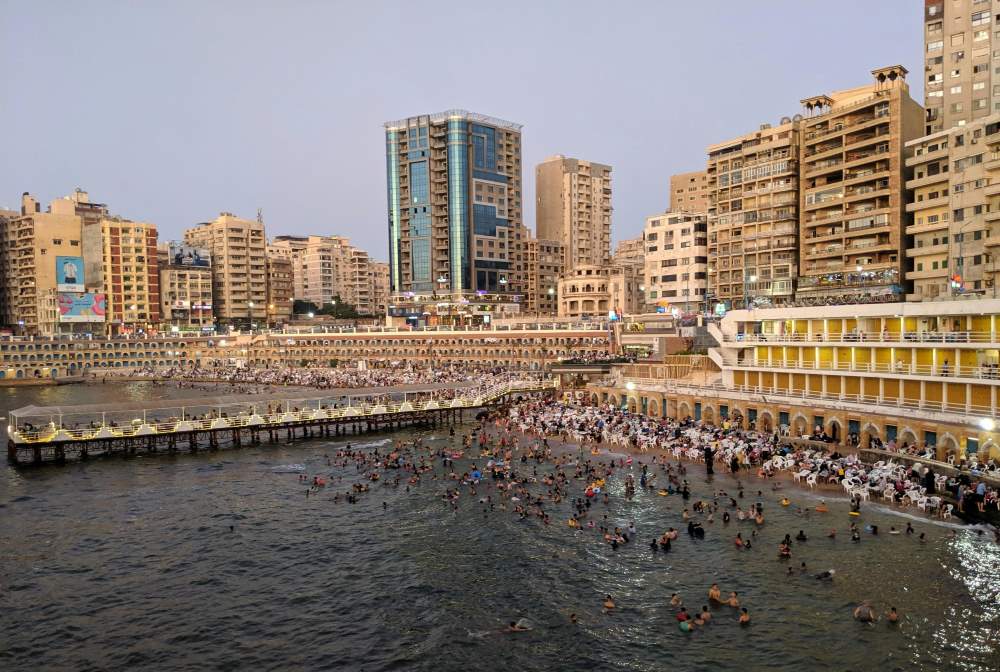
[739, 607, 750, 625]
[670, 593, 683, 606]
[507, 620, 530, 632]
[886, 607, 899, 623]
[603, 594, 615, 610]
[727, 591, 740, 608]
[796, 530, 808, 541]
[699, 605, 712, 623]
[708, 584, 722, 603]
[854, 602, 877, 623]
[815, 569, 835, 581]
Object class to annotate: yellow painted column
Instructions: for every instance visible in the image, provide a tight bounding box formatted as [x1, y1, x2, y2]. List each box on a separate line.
[919, 380, 926, 409]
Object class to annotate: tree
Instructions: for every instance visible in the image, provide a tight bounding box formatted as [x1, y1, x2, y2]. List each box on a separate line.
[293, 299, 318, 315]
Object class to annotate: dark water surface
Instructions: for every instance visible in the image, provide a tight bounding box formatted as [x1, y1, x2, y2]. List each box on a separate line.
[2, 383, 1000, 671]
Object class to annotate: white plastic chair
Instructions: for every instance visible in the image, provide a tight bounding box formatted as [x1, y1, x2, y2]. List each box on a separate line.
[942, 504, 954, 520]
[806, 473, 818, 489]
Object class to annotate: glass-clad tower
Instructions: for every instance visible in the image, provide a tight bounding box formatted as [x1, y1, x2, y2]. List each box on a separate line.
[384, 110, 524, 298]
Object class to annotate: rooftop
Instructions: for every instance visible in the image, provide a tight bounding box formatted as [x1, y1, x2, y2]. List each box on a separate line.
[384, 109, 522, 132]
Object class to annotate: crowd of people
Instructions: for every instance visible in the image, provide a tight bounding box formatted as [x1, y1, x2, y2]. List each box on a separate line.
[280, 402, 1000, 641]
[108, 363, 510, 390]
[505, 399, 1000, 522]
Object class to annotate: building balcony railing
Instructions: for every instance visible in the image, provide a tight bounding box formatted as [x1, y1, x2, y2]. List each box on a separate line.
[724, 330, 992, 345]
[734, 357, 1000, 382]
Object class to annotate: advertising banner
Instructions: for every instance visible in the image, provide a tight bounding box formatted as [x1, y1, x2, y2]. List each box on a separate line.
[58, 293, 106, 323]
[168, 243, 211, 267]
[56, 256, 85, 292]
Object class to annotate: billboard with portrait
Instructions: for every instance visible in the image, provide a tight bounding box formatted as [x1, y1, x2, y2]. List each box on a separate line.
[56, 256, 85, 292]
[57, 293, 106, 323]
[168, 243, 211, 268]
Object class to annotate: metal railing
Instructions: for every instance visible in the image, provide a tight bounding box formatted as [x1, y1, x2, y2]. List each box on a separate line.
[726, 330, 995, 345]
[736, 357, 1000, 380]
[10, 378, 556, 445]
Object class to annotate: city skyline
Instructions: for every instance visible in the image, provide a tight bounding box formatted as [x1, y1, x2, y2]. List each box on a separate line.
[1, 1, 922, 258]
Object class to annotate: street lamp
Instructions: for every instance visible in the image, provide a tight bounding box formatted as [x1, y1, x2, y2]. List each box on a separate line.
[979, 417, 995, 432]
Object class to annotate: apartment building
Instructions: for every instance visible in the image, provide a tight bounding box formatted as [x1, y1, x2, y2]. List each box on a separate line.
[643, 211, 709, 312]
[525, 237, 564, 315]
[797, 66, 924, 303]
[923, 0, 998, 135]
[93, 218, 160, 333]
[536, 155, 612, 271]
[384, 110, 525, 298]
[159, 242, 213, 330]
[370, 261, 390, 317]
[906, 114, 1000, 301]
[557, 264, 642, 319]
[265, 250, 294, 324]
[707, 119, 800, 309]
[612, 236, 645, 268]
[0, 191, 107, 335]
[270, 234, 380, 314]
[669, 170, 710, 212]
[184, 213, 267, 326]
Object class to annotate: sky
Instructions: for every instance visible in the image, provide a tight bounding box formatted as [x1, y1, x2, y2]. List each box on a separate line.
[0, 0, 923, 261]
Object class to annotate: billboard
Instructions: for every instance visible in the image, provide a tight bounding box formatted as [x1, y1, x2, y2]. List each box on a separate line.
[58, 293, 106, 323]
[56, 256, 85, 292]
[168, 243, 211, 268]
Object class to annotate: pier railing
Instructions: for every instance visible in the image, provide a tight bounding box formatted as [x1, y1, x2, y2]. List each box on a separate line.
[8, 378, 556, 445]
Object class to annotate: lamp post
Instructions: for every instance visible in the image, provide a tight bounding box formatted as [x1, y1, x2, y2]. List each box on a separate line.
[638, 284, 646, 314]
[247, 301, 255, 332]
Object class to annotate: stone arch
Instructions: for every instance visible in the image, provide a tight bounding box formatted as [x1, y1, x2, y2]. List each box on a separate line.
[609, 394, 619, 407]
[825, 415, 843, 442]
[757, 410, 775, 433]
[898, 426, 918, 447]
[590, 392, 600, 405]
[702, 404, 715, 424]
[678, 400, 691, 419]
[937, 432, 959, 460]
[648, 397, 661, 417]
[791, 412, 809, 437]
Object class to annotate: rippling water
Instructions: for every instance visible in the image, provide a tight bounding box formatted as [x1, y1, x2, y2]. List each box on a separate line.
[2, 384, 999, 671]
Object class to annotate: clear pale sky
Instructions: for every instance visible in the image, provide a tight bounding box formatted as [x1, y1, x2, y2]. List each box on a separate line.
[0, 0, 922, 261]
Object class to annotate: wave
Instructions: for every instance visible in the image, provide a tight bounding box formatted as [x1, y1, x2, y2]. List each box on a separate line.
[271, 464, 306, 473]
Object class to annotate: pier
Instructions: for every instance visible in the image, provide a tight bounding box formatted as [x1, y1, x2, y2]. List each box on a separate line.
[6, 378, 556, 466]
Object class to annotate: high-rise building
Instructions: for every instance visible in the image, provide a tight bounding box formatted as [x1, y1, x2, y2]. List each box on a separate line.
[797, 66, 924, 303]
[93, 218, 160, 334]
[643, 211, 709, 313]
[669, 170, 710, 213]
[707, 119, 801, 309]
[184, 213, 267, 327]
[265, 249, 294, 324]
[159, 241, 213, 331]
[923, 0, 997, 135]
[270, 234, 380, 314]
[612, 236, 645, 268]
[906, 113, 1000, 300]
[525, 237, 564, 315]
[536, 155, 612, 271]
[384, 110, 525, 298]
[0, 191, 108, 335]
[369, 261, 390, 317]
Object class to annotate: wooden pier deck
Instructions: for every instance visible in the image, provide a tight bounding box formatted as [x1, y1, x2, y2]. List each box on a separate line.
[7, 378, 556, 466]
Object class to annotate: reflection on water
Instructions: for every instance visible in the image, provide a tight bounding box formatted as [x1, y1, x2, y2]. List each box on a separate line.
[1, 384, 999, 671]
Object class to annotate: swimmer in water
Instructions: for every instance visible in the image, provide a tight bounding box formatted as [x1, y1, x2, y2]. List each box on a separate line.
[699, 606, 712, 623]
[670, 593, 683, 606]
[853, 601, 877, 623]
[603, 594, 615, 610]
[739, 607, 750, 625]
[727, 592, 740, 608]
[886, 607, 899, 624]
[708, 583, 722, 603]
[796, 530, 807, 541]
[507, 621, 530, 632]
[570, 613, 578, 624]
[815, 569, 835, 581]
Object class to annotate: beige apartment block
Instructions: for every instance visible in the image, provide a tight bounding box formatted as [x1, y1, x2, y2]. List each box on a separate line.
[536, 155, 612, 271]
[707, 119, 800, 309]
[906, 113, 1000, 300]
[643, 211, 709, 312]
[184, 213, 267, 326]
[923, 0, 998, 135]
[797, 66, 924, 304]
[270, 234, 382, 314]
[160, 264, 213, 330]
[669, 170, 709, 213]
[612, 236, 645, 268]
[265, 251, 294, 324]
[525, 237, 564, 315]
[0, 191, 107, 335]
[369, 261, 390, 316]
[557, 264, 642, 319]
